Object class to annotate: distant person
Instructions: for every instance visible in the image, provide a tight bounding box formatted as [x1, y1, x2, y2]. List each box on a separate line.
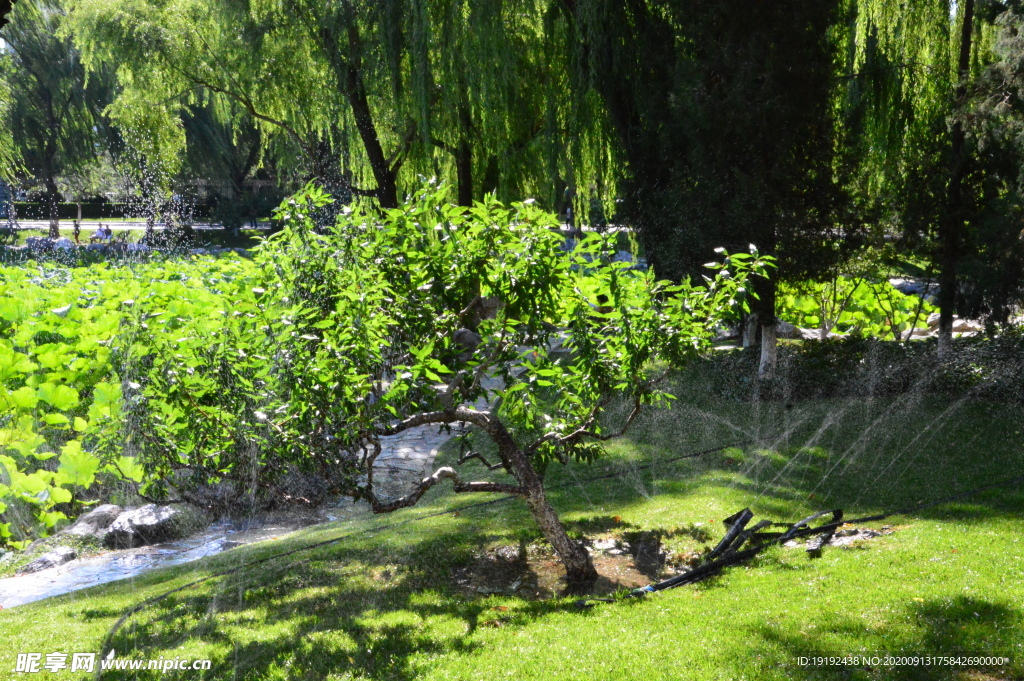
[89, 224, 112, 244]
[72, 220, 81, 245]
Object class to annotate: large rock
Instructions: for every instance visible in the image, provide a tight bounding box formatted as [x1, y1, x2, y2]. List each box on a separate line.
[952, 318, 983, 334]
[103, 504, 208, 549]
[64, 504, 122, 540]
[20, 546, 77, 574]
[775, 321, 800, 339]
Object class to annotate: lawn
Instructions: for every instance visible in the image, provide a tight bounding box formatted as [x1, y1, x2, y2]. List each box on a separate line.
[1, 379, 1022, 681]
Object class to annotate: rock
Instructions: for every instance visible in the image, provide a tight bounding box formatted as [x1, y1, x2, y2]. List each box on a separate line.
[190, 248, 209, 256]
[927, 312, 941, 329]
[51, 304, 72, 318]
[63, 504, 123, 539]
[714, 326, 739, 342]
[25, 236, 53, 250]
[776, 321, 804, 340]
[20, 546, 77, 574]
[103, 504, 208, 549]
[454, 328, 482, 353]
[612, 250, 634, 263]
[952, 318, 982, 334]
[53, 237, 75, 249]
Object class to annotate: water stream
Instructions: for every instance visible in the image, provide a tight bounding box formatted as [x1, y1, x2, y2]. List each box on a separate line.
[0, 506, 367, 609]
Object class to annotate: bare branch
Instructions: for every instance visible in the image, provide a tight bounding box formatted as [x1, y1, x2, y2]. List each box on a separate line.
[457, 450, 507, 471]
[365, 466, 525, 513]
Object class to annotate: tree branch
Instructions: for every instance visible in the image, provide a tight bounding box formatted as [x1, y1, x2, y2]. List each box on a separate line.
[457, 450, 507, 471]
[364, 466, 525, 513]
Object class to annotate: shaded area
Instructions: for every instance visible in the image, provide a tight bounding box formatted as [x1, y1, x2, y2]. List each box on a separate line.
[743, 596, 1020, 680]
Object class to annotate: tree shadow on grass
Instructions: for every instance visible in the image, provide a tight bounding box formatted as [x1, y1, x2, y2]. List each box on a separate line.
[735, 596, 1022, 681]
[104, 530, 599, 681]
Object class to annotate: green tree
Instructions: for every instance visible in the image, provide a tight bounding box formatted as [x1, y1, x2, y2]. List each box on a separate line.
[556, 0, 852, 377]
[841, 0, 1021, 352]
[0, 0, 111, 237]
[69, 0, 614, 212]
[120, 184, 767, 591]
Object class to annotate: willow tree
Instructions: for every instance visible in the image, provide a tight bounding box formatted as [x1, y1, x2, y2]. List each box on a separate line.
[0, 0, 111, 237]
[68, 0, 615, 212]
[843, 0, 1008, 354]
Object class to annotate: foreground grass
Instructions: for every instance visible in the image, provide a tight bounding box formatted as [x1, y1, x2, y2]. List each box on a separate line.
[1, 385, 1022, 681]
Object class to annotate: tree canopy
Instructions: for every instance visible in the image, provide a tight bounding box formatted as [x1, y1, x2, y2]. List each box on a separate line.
[117, 183, 767, 588]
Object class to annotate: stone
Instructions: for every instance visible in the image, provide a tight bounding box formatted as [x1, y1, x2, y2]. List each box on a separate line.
[25, 236, 53, 250]
[776, 321, 804, 340]
[952, 318, 982, 334]
[20, 546, 77, 574]
[103, 504, 208, 549]
[454, 328, 482, 352]
[927, 312, 942, 329]
[64, 504, 123, 539]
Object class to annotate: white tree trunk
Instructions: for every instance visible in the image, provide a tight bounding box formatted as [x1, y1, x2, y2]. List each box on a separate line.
[937, 317, 953, 359]
[758, 321, 778, 379]
[742, 313, 759, 348]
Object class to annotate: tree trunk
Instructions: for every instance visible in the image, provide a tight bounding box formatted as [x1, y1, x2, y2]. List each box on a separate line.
[751, 271, 778, 378]
[523, 487, 597, 592]
[345, 65, 399, 209]
[742, 313, 759, 348]
[478, 412, 598, 592]
[45, 176, 60, 238]
[759, 321, 778, 379]
[455, 143, 473, 208]
[938, 0, 975, 359]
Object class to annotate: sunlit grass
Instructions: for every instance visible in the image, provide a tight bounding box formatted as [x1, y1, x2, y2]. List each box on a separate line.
[1, 384, 1022, 680]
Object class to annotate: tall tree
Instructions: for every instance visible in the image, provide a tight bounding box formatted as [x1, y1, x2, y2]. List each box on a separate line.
[843, 0, 1011, 354]
[557, 0, 851, 377]
[1, 0, 110, 237]
[69, 0, 614, 212]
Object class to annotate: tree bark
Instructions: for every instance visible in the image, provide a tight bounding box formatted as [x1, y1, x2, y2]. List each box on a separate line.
[344, 63, 399, 209]
[479, 413, 598, 592]
[741, 313, 759, 348]
[751, 270, 778, 378]
[45, 176, 60, 238]
[386, 407, 599, 592]
[759, 320, 778, 379]
[938, 0, 975, 359]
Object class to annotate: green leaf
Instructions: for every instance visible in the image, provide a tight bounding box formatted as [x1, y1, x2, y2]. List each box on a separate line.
[8, 386, 39, 409]
[56, 441, 100, 488]
[37, 383, 80, 411]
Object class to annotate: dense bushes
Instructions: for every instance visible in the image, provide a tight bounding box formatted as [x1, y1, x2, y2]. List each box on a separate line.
[695, 331, 1024, 403]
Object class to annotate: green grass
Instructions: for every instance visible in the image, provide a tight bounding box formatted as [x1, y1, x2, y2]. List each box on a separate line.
[1, 384, 1022, 680]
